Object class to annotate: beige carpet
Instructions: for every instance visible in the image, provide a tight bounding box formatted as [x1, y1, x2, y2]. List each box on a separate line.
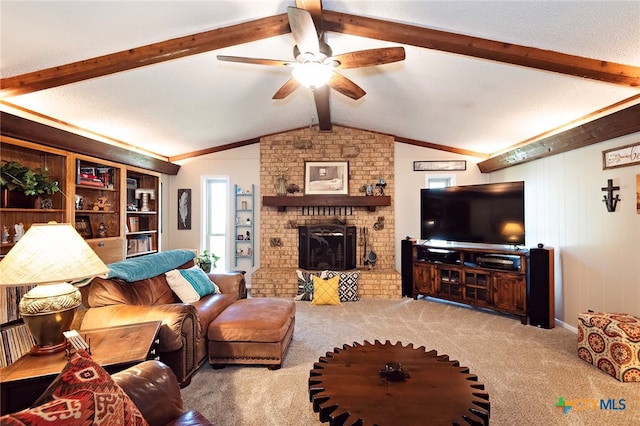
[181, 297, 640, 425]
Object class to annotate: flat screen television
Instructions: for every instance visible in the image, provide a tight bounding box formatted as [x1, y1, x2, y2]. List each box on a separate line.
[420, 181, 525, 246]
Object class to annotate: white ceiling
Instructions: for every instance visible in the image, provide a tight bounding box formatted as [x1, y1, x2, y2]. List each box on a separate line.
[1, 1, 639, 160]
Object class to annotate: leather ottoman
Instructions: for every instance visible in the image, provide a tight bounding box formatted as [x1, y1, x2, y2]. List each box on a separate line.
[577, 312, 640, 382]
[208, 298, 295, 369]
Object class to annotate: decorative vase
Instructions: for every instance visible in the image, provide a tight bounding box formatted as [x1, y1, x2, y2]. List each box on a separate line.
[275, 177, 287, 196]
[199, 260, 212, 273]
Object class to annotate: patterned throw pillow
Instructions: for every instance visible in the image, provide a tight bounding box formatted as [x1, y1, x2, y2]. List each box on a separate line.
[311, 275, 341, 306]
[295, 270, 326, 301]
[326, 270, 361, 302]
[165, 265, 220, 303]
[1, 351, 148, 426]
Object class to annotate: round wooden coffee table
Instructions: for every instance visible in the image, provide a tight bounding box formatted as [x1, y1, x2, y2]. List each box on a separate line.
[309, 340, 490, 425]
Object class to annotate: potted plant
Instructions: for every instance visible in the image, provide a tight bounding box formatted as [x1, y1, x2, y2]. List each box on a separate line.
[196, 249, 220, 273]
[0, 160, 61, 208]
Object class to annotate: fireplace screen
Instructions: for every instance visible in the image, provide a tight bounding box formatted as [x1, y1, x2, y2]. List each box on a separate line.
[299, 225, 356, 270]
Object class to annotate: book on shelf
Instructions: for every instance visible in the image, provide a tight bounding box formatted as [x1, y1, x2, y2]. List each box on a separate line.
[0, 322, 34, 367]
[1, 285, 35, 324]
[78, 177, 105, 187]
[128, 235, 152, 254]
[78, 164, 114, 188]
[128, 216, 140, 232]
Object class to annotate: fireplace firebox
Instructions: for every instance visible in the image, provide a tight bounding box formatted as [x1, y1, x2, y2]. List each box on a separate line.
[299, 224, 356, 270]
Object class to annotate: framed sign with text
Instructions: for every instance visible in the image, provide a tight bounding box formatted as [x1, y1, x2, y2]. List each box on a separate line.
[602, 142, 640, 169]
[413, 160, 466, 171]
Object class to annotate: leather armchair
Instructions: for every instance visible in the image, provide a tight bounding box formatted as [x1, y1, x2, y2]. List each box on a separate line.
[112, 360, 213, 426]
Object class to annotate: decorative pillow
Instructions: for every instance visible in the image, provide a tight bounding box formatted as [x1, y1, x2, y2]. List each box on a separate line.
[326, 270, 361, 302]
[107, 249, 195, 281]
[295, 270, 327, 301]
[165, 265, 220, 303]
[1, 351, 148, 426]
[311, 275, 341, 306]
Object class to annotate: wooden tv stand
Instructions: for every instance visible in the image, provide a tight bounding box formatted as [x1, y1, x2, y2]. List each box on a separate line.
[412, 242, 533, 324]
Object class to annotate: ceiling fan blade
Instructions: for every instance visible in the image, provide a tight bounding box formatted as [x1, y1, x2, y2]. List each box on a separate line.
[327, 73, 366, 100]
[217, 55, 294, 67]
[331, 47, 406, 70]
[313, 85, 332, 131]
[287, 6, 320, 56]
[295, 0, 324, 35]
[272, 78, 301, 99]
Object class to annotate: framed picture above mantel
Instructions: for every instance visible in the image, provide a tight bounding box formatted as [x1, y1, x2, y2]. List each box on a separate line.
[304, 161, 349, 195]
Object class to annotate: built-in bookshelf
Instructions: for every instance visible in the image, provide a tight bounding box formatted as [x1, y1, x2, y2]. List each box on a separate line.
[125, 168, 160, 258]
[1, 136, 164, 366]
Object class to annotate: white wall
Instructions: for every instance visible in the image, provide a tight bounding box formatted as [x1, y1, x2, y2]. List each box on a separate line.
[394, 133, 640, 328]
[164, 144, 260, 286]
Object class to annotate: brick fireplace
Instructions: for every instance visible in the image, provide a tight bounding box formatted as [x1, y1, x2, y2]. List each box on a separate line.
[251, 126, 402, 299]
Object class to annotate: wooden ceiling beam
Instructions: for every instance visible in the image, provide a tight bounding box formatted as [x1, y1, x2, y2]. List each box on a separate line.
[393, 136, 489, 159]
[0, 14, 291, 98]
[322, 10, 640, 88]
[3, 9, 638, 100]
[169, 138, 260, 163]
[477, 103, 640, 172]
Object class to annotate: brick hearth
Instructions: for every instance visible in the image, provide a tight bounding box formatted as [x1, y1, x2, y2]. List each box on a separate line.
[251, 126, 401, 299]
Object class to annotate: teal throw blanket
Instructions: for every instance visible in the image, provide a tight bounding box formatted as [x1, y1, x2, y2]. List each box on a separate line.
[107, 249, 196, 282]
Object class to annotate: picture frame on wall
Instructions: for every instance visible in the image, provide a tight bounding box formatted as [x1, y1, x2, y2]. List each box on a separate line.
[602, 142, 640, 169]
[75, 215, 92, 238]
[304, 161, 349, 195]
[413, 160, 467, 171]
[178, 188, 191, 230]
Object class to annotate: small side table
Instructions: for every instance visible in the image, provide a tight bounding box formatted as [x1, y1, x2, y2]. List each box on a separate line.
[0, 321, 161, 414]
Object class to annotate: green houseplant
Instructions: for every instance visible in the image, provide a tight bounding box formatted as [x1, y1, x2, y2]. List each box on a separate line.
[197, 249, 220, 273]
[0, 160, 61, 198]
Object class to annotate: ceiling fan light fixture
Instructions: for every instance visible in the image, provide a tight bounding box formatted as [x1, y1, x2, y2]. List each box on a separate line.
[292, 62, 333, 89]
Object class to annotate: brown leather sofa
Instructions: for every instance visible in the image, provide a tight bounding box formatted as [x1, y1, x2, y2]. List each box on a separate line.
[113, 360, 213, 426]
[73, 250, 246, 386]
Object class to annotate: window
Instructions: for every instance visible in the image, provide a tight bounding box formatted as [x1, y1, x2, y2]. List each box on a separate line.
[425, 174, 455, 188]
[203, 177, 228, 271]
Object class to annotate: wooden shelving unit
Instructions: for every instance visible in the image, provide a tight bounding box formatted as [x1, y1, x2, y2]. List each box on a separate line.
[412, 242, 530, 324]
[125, 168, 160, 258]
[74, 156, 123, 264]
[234, 184, 254, 267]
[1, 137, 68, 259]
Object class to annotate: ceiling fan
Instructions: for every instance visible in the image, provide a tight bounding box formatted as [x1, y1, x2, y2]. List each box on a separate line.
[217, 0, 405, 131]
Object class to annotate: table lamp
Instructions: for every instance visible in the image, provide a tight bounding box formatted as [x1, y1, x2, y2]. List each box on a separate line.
[0, 222, 109, 355]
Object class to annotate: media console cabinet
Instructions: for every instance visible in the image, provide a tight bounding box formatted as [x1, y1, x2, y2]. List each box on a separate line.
[411, 241, 554, 328]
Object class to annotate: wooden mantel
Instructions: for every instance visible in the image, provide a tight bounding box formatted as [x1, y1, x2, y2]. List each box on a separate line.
[262, 195, 391, 212]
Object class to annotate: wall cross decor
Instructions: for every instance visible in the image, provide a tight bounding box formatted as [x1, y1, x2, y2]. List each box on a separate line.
[601, 179, 620, 212]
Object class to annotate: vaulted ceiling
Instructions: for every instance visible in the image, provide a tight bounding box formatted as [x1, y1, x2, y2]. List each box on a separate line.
[1, 1, 639, 168]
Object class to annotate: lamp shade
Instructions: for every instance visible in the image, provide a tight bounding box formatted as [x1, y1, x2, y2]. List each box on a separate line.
[0, 222, 109, 286]
[0, 222, 109, 354]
